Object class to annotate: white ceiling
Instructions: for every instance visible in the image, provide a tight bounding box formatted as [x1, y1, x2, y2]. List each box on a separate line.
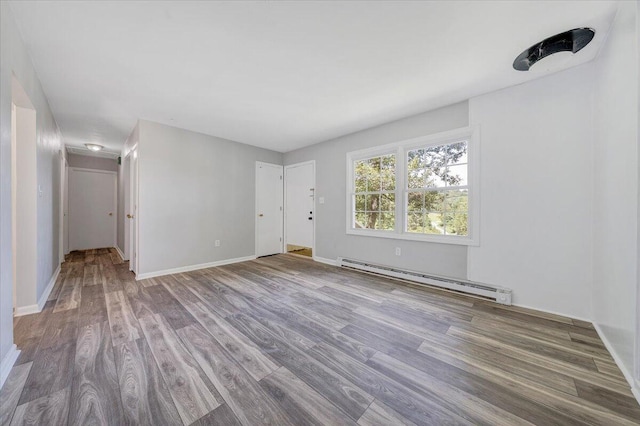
[9, 1, 617, 153]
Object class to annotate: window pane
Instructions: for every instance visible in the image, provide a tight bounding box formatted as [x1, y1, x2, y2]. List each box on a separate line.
[354, 194, 366, 211]
[407, 212, 425, 233]
[359, 212, 381, 229]
[379, 193, 395, 212]
[366, 158, 382, 192]
[354, 212, 367, 229]
[444, 213, 468, 236]
[407, 168, 425, 189]
[366, 194, 380, 211]
[407, 192, 424, 212]
[407, 148, 427, 169]
[446, 164, 468, 187]
[444, 190, 468, 212]
[425, 168, 446, 188]
[354, 160, 367, 192]
[424, 191, 445, 212]
[446, 141, 468, 165]
[425, 212, 445, 234]
[381, 155, 395, 190]
[376, 213, 395, 230]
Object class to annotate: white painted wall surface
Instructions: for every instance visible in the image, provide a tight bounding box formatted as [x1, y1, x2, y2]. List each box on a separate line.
[136, 120, 282, 276]
[467, 65, 594, 319]
[284, 102, 469, 278]
[13, 106, 38, 309]
[0, 2, 63, 377]
[592, 1, 638, 385]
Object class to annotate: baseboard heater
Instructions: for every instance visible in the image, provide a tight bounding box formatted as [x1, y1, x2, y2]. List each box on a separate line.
[337, 257, 512, 305]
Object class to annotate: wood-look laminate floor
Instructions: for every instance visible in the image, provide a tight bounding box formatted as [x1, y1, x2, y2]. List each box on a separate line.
[2, 249, 639, 425]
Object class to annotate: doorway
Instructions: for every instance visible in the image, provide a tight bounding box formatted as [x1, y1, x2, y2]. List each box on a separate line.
[59, 151, 68, 261]
[255, 162, 283, 257]
[11, 76, 38, 313]
[68, 168, 117, 251]
[128, 148, 138, 274]
[285, 161, 315, 258]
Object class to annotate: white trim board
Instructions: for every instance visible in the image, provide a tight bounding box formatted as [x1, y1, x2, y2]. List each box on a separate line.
[0, 345, 20, 390]
[136, 255, 257, 280]
[14, 264, 60, 317]
[313, 256, 337, 266]
[115, 245, 126, 262]
[593, 323, 640, 405]
[510, 303, 593, 325]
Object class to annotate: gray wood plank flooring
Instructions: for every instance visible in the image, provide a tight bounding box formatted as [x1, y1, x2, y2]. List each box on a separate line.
[2, 248, 639, 425]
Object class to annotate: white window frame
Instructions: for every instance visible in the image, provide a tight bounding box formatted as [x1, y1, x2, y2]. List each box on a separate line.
[346, 126, 480, 246]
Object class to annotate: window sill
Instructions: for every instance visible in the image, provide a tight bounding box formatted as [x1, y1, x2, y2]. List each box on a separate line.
[346, 228, 479, 246]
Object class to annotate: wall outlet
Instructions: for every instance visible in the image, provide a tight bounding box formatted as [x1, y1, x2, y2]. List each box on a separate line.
[395, 247, 401, 256]
[215, 240, 220, 247]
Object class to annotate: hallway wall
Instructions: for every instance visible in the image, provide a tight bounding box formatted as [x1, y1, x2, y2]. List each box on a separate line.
[0, 2, 64, 385]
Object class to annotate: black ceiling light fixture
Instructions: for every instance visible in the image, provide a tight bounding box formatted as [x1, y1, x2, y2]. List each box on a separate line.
[513, 28, 595, 71]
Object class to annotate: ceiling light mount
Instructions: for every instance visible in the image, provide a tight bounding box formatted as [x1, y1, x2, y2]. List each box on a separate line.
[85, 143, 104, 152]
[513, 28, 595, 72]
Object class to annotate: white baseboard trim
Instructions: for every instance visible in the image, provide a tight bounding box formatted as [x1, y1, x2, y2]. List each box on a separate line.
[313, 256, 337, 266]
[632, 384, 640, 405]
[115, 245, 126, 261]
[0, 345, 20, 390]
[14, 264, 60, 317]
[136, 255, 257, 280]
[592, 322, 638, 404]
[510, 303, 593, 324]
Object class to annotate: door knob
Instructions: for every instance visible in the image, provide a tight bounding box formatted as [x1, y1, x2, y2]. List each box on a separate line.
[109, 212, 113, 216]
[258, 213, 264, 217]
[308, 217, 313, 220]
[127, 214, 132, 219]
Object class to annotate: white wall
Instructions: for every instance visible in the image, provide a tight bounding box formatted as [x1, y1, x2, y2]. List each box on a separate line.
[467, 65, 595, 319]
[284, 102, 469, 278]
[13, 105, 38, 309]
[136, 120, 282, 277]
[592, 1, 638, 387]
[0, 2, 63, 379]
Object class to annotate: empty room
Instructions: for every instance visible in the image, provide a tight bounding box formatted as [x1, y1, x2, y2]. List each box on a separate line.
[1, 0, 639, 425]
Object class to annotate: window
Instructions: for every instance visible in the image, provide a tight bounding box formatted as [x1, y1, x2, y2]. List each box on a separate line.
[346, 127, 478, 245]
[353, 154, 395, 231]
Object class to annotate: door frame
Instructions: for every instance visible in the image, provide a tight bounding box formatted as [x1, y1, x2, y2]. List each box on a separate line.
[68, 167, 117, 250]
[126, 146, 139, 274]
[58, 149, 67, 263]
[255, 161, 284, 257]
[284, 160, 316, 259]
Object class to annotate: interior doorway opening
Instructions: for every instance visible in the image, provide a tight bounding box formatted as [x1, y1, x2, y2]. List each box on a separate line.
[284, 161, 315, 259]
[11, 75, 38, 315]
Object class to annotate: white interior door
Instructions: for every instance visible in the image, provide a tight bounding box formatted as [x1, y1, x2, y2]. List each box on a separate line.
[285, 161, 315, 249]
[256, 162, 283, 257]
[69, 168, 116, 251]
[123, 154, 131, 261]
[63, 162, 69, 255]
[130, 149, 138, 273]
